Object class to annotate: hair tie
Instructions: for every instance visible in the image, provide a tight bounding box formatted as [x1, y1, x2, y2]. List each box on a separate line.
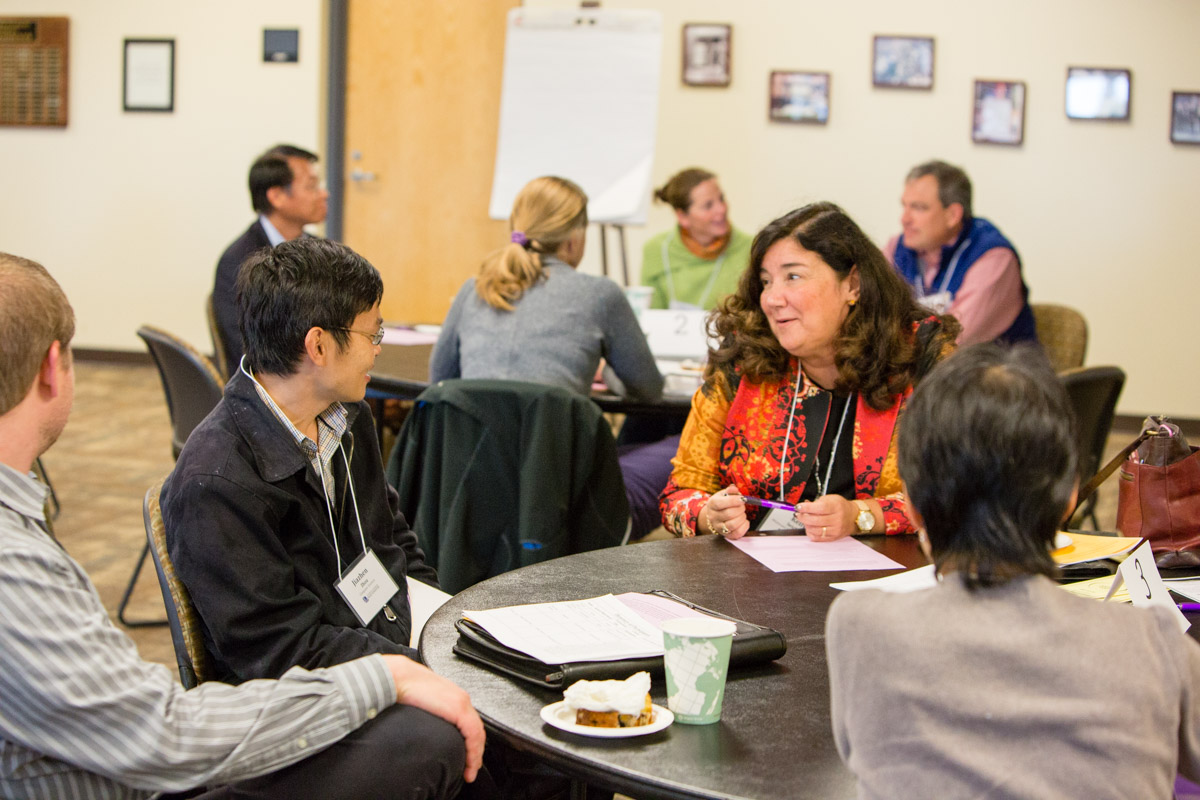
[510, 231, 530, 248]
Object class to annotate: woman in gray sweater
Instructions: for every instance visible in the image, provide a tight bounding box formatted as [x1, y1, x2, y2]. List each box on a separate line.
[430, 176, 662, 401]
[826, 344, 1200, 799]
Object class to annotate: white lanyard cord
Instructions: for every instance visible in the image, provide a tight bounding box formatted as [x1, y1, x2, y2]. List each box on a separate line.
[662, 229, 727, 308]
[316, 437, 369, 571]
[915, 236, 972, 299]
[779, 368, 853, 500]
[814, 396, 853, 497]
[779, 369, 803, 500]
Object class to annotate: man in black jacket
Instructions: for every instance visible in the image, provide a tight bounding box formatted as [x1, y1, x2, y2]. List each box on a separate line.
[168, 238, 434, 679]
[212, 144, 328, 372]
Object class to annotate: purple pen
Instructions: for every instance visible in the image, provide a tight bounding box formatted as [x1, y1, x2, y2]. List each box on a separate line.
[740, 496, 797, 512]
[1178, 603, 1200, 612]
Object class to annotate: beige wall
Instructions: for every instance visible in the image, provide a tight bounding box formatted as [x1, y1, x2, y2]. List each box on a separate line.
[0, 0, 323, 355]
[5, 0, 1199, 417]
[533, 0, 1200, 418]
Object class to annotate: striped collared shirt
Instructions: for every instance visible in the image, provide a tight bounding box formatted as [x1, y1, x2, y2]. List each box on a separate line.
[246, 366, 349, 501]
[0, 462, 395, 799]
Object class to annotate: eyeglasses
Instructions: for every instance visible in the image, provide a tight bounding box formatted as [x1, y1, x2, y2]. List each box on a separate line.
[332, 326, 385, 346]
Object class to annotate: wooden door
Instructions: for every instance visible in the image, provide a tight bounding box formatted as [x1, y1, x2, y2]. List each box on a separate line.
[344, 0, 516, 324]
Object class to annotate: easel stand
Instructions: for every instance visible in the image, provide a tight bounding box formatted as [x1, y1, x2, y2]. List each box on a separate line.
[597, 223, 630, 286]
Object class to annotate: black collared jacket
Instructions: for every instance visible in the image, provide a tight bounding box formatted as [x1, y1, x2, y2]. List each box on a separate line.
[162, 370, 438, 683]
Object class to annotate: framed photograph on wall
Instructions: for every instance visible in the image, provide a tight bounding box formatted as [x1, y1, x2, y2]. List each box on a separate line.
[1064, 67, 1130, 120]
[872, 35, 933, 89]
[682, 23, 731, 87]
[972, 80, 1026, 145]
[123, 38, 175, 112]
[1170, 91, 1200, 144]
[769, 71, 830, 124]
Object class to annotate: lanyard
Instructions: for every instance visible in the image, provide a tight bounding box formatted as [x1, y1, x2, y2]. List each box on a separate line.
[779, 369, 853, 500]
[317, 443, 369, 571]
[913, 236, 972, 300]
[661, 229, 726, 309]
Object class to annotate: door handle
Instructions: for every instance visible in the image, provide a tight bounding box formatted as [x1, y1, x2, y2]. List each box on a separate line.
[350, 168, 377, 183]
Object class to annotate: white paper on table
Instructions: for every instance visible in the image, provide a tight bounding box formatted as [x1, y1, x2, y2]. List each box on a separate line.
[462, 594, 666, 664]
[830, 564, 937, 593]
[1162, 578, 1200, 602]
[613, 592, 711, 626]
[727, 535, 905, 573]
[407, 577, 452, 648]
[381, 326, 439, 346]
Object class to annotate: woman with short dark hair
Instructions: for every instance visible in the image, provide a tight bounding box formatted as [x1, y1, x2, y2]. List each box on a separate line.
[826, 344, 1200, 798]
[659, 202, 958, 539]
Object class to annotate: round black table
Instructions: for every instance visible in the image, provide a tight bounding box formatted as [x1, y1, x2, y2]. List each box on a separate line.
[420, 534, 926, 800]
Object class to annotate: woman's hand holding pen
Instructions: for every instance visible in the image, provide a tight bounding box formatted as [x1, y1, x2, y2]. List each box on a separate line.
[794, 495, 860, 541]
[701, 485, 751, 539]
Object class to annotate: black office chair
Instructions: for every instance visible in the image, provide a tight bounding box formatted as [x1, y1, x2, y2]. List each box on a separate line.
[386, 379, 630, 593]
[205, 293, 230, 381]
[144, 478, 211, 688]
[117, 326, 225, 627]
[1061, 365, 1126, 530]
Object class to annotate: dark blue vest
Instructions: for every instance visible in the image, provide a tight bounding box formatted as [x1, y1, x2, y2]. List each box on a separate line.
[893, 217, 1037, 345]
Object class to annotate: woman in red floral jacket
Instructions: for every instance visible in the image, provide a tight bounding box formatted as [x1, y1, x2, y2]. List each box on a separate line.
[659, 202, 959, 540]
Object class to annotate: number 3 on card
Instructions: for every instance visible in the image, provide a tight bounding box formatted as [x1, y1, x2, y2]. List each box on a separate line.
[1106, 540, 1190, 632]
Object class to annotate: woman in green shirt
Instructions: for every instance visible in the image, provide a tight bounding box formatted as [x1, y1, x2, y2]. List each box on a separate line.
[640, 168, 751, 310]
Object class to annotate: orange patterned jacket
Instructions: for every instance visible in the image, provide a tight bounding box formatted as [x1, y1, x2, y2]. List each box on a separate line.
[659, 359, 912, 537]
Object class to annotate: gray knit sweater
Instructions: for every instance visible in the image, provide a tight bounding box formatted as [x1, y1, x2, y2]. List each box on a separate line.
[429, 258, 663, 400]
[827, 573, 1200, 799]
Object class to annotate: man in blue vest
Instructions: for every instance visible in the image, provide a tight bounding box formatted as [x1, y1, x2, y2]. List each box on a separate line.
[884, 160, 1037, 345]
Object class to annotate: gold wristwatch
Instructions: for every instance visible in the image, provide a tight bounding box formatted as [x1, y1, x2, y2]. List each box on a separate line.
[853, 500, 876, 533]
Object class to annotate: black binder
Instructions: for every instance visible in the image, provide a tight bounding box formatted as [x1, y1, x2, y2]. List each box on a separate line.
[452, 590, 788, 689]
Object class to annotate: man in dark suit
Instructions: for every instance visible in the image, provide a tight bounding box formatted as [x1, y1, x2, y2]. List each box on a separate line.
[213, 145, 329, 372]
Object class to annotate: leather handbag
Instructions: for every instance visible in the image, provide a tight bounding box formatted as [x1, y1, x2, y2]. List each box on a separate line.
[1114, 416, 1200, 568]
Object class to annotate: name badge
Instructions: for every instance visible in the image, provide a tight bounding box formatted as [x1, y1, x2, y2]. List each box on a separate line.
[334, 549, 401, 626]
[922, 291, 953, 315]
[759, 506, 803, 532]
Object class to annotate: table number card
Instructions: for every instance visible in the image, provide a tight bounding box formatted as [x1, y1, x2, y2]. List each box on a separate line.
[1105, 540, 1190, 632]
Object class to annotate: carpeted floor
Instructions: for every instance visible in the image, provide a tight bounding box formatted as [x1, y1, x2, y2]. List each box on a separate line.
[45, 360, 1132, 677]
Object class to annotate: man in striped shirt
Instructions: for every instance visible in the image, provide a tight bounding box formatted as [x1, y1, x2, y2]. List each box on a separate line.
[0, 252, 486, 799]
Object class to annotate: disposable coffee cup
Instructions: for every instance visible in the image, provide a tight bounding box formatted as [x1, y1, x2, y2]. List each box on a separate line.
[624, 286, 654, 318]
[661, 616, 737, 724]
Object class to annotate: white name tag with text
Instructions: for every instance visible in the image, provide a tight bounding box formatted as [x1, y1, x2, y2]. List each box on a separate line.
[1107, 539, 1190, 632]
[335, 549, 401, 626]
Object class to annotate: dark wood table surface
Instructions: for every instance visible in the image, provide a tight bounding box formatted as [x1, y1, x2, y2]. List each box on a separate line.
[369, 342, 692, 416]
[419, 534, 927, 800]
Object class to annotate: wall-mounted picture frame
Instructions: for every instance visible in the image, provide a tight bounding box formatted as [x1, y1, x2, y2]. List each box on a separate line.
[1064, 67, 1130, 121]
[872, 35, 933, 89]
[682, 23, 731, 87]
[123, 38, 174, 112]
[1170, 91, 1200, 144]
[769, 71, 830, 124]
[972, 80, 1026, 146]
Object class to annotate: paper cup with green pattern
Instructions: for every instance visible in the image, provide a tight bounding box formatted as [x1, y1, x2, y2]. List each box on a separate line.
[661, 617, 737, 724]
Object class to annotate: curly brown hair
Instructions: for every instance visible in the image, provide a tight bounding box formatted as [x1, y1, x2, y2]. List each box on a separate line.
[706, 202, 959, 410]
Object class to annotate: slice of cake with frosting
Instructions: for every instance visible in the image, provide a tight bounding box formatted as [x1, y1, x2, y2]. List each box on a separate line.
[563, 671, 654, 728]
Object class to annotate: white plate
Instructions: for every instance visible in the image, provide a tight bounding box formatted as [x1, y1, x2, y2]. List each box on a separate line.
[540, 700, 673, 738]
[1053, 532, 1072, 551]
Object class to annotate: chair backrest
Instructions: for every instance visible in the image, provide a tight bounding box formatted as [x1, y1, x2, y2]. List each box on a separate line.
[137, 326, 225, 459]
[386, 379, 630, 593]
[144, 478, 212, 688]
[1031, 303, 1088, 373]
[1060, 365, 1126, 485]
[205, 293, 230, 380]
